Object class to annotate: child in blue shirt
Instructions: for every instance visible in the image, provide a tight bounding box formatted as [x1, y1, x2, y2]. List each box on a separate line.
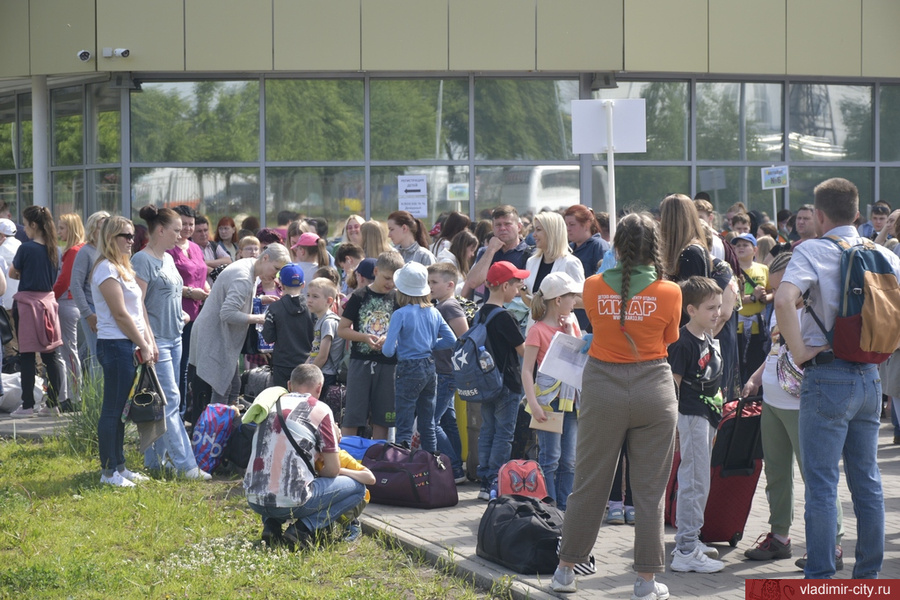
[382, 262, 456, 452]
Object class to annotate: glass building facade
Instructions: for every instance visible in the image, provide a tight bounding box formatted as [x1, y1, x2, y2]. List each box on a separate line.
[2, 74, 899, 233]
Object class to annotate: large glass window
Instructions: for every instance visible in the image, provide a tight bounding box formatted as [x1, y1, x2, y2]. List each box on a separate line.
[594, 81, 689, 161]
[53, 170, 84, 216]
[18, 94, 32, 169]
[370, 79, 469, 161]
[370, 166, 470, 225]
[697, 82, 783, 161]
[0, 96, 15, 171]
[87, 83, 121, 164]
[789, 167, 873, 211]
[131, 82, 260, 163]
[266, 80, 364, 162]
[475, 79, 578, 161]
[52, 87, 84, 166]
[266, 167, 365, 236]
[880, 85, 900, 163]
[0, 175, 16, 215]
[789, 84, 872, 161]
[89, 168, 121, 215]
[131, 167, 260, 226]
[613, 166, 690, 212]
[696, 166, 784, 220]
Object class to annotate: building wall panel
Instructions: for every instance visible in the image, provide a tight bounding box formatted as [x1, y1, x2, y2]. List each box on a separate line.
[97, 0, 184, 72]
[0, 0, 30, 78]
[625, 0, 708, 73]
[862, 0, 900, 78]
[709, 0, 786, 75]
[362, 0, 448, 70]
[185, 0, 273, 71]
[30, 0, 96, 76]
[275, 0, 361, 70]
[450, 0, 535, 71]
[787, 0, 861, 76]
[537, 0, 623, 72]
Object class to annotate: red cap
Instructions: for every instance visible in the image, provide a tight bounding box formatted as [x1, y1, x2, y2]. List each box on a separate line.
[486, 261, 530, 286]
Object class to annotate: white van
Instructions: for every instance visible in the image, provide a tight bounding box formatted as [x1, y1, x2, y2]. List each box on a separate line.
[480, 165, 607, 216]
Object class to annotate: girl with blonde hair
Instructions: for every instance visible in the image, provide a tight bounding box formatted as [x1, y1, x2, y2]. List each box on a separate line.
[69, 210, 110, 367]
[360, 220, 389, 258]
[54, 213, 87, 412]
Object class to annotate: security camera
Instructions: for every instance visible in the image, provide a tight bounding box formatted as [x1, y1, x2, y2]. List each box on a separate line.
[76, 50, 92, 62]
[113, 48, 130, 58]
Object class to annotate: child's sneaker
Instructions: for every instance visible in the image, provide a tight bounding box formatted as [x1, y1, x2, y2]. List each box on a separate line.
[632, 576, 669, 600]
[37, 405, 60, 417]
[9, 407, 34, 418]
[100, 472, 136, 487]
[670, 545, 725, 573]
[550, 565, 576, 593]
[744, 532, 792, 560]
[477, 482, 491, 501]
[624, 506, 636, 525]
[344, 519, 362, 543]
[607, 506, 625, 525]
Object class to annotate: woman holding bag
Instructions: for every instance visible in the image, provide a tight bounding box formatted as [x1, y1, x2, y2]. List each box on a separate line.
[134, 206, 211, 480]
[92, 216, 155, 487]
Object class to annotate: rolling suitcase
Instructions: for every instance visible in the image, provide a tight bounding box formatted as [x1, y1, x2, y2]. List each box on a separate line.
[700, 395, 764, 546]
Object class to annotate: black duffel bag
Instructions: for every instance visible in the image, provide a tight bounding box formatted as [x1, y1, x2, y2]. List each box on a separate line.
[476, 494, 564, 574]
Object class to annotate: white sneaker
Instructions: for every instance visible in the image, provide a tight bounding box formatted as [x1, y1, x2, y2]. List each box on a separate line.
[550, 566, 576, 593]
[119, 468, 150, 483]
[671, 541, 718, 559]
[100, 472, 136, 487]
[670, 545, 725, 573]
[37, 405, 60, 417]
[632, 577, 670, 600]
[9, 407, 35, 418]
[185, 467, 212, 480]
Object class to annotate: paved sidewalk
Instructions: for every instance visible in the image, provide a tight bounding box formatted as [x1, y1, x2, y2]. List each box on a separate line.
[361, 422, 900, 599]
[0, 411, 71, 440]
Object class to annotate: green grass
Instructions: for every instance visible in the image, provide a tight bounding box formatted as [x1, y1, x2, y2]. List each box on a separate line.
[0, 438, 486, 599]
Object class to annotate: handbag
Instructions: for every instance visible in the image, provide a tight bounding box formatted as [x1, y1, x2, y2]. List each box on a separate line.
[0, 306, 13, 346]
[123, 362, 166, 423]
[476, 494, 564, 574]
[362, 443, 458, 509]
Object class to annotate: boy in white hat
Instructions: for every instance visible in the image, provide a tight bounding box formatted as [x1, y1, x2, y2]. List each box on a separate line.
[381, 262, 457, 452]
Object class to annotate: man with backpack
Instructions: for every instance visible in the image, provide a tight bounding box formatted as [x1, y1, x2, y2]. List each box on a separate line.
[775, 178, 900, 579]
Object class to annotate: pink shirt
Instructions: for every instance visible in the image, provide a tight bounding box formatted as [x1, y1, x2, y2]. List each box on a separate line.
[525, 318, 581, 366]
[167, 240, 207, 320]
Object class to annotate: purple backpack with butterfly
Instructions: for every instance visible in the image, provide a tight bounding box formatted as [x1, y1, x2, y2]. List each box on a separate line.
[497, 459, 549, 500]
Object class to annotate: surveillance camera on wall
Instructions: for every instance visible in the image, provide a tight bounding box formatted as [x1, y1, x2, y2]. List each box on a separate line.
[113, 48, 130, 58]
[76, 50, 92, 62]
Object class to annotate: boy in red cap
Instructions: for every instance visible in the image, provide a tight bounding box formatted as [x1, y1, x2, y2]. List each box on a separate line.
[473, 261, 529, 499]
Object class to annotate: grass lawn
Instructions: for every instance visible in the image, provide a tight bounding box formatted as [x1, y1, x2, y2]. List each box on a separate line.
[0, 437, 486, 599]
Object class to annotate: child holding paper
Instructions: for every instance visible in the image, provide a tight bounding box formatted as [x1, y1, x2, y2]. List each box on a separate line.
[521, 272, 583, 510]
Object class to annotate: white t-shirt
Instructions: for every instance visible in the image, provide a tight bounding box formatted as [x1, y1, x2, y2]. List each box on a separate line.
[760, 311, 800, 411]
[91, 259, 145, 340]
[0, 237, 21, 309]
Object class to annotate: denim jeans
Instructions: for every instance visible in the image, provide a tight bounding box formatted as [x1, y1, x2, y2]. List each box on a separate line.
[97, 338, 137, 475]
[536, 402, 577, 510]
[248, 476, 366, 532]
[435, 372, 463, 475]
[799, 359, 883, 579]
[476, 387, 519, 484]
[394, 358, 437, 452]
[144, 337, 199, 473]
[79, 314, 100, 381]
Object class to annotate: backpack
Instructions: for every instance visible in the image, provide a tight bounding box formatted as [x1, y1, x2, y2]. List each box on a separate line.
[497, 459, 549, 500]
[805, 236, 900, 364]
[452, 308, 505, 402]
[192, 404, 240, 473]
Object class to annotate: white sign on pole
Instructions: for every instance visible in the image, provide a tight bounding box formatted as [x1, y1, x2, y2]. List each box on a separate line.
[398, 175, 428, 218]
[761, 166, 789, 190]
[571, 99, 647, 155]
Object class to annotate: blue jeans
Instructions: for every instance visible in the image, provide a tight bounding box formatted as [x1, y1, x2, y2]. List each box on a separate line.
[477, 387, 519, 484]
[394, 358, 437, 452]
[144, 337, 199, 473]
[435, 372, 463, 475]
[248, 476, 366, 532]
[97, 338, 137, 475]
[536, 402, 577, 510]
[799, 359, 883, 579]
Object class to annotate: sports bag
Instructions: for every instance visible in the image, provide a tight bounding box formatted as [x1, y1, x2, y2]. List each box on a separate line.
[476, 494, 563, 574]
[192, 404, 240, 473]
[240, 365, 273, 403]
[222, 422, 258, 470]
[497, 459, 549, 500]
[362, 443, 458, 509]
[805, 236, 900, 364]
[339, 435, 384, 461]
[452, 308, 504, 402]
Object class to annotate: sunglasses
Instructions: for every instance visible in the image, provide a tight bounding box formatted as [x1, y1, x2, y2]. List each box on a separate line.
[116, 233, 135, 242]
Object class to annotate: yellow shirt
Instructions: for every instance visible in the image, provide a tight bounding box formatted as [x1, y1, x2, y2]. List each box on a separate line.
[738, 262, 769, 334]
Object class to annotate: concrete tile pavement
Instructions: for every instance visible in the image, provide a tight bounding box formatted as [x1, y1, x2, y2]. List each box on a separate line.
[361, 423, 900, 599]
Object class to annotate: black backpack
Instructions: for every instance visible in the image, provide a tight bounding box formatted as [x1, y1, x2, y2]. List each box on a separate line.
[476, 495, 564, 574]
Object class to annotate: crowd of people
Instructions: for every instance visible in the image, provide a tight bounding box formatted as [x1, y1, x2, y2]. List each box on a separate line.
[2, 184, 898, 589]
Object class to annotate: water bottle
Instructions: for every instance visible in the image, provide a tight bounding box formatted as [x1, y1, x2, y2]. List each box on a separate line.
[478, 346, 494, 372]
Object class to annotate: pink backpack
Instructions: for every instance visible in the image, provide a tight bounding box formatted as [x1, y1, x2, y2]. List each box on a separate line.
[497, 459, 549, 500]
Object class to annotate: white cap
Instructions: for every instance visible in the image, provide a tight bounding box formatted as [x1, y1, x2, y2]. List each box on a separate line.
[539, 272, 583, 299]
[0, 219, 16, 236]
[393, 262, 431, 297]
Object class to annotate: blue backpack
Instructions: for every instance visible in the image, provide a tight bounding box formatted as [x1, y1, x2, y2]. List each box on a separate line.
[452, 308, 505, 402]
[192, 404, 240, 473]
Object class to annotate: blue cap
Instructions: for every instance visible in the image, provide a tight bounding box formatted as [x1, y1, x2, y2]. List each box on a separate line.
[279, 263, 305, 287]
[730, 232, 757, 247]
[355, 258, 377, 280]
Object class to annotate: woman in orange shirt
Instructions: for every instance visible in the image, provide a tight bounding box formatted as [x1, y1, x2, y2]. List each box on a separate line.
[551, 212, 681, 599]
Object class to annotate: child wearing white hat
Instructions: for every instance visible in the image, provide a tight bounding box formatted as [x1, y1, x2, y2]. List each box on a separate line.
[381, 262, 457, 451]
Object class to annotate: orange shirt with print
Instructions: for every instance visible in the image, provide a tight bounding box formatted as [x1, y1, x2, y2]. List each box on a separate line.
[584, 275, 682, 363]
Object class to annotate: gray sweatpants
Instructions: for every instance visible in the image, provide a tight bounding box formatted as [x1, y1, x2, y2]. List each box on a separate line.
[558, 357, 677, 573]
[674, 413, 715, 553]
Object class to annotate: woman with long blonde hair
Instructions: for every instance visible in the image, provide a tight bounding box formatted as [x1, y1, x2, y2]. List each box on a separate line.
[360, 220, 389, 258]
[69, 210, 110, 366]
[54, 213, 86, 411]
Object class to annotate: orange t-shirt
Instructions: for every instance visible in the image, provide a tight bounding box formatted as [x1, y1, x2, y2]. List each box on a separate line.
[584, 275, 682, 363]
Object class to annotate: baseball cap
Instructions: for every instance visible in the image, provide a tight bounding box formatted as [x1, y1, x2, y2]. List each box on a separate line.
[355, 258, 377, 281]
[292, 231, 320, 249]
[279, 263, 305, 287]
[486, 261, 530, 287]
[393, 262, 430, 297]
[539, 272, 583, 299]
[0, 219, 16, 236]
[730, 232, 757, 247]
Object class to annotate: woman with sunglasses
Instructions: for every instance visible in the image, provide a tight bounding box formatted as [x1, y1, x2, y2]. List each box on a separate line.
[8, 206, 64, 418]
[92, 216, 155, 486]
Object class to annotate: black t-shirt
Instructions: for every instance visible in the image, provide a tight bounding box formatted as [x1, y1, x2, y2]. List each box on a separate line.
[342, 285, 398, 364]
[675, 244, 709, 282]
[13, 240, 57, 292]
[479, 304, 526, 393]
[668, 326, 723, 426]
[531, 259, 554, 294]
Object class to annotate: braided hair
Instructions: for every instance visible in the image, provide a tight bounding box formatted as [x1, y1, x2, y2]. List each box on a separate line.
[613, 212, 663, 358]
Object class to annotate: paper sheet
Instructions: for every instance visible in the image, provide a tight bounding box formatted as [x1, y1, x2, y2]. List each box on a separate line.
[537, 331, 588, 392]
